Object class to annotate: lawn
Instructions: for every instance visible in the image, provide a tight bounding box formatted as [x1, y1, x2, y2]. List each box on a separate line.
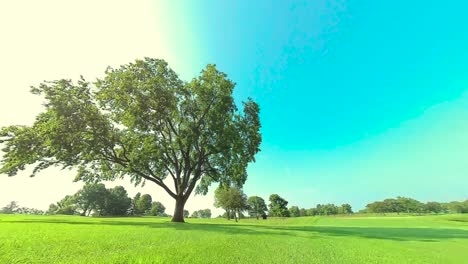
[0, 214, 467, 263]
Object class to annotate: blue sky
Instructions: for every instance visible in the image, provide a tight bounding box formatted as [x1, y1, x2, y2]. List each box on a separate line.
[167, 0, 468, 209]
[0, 1, 467, 212]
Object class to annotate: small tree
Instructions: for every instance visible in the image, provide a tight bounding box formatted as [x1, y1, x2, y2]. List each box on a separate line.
[214, 186, 248, 222]
[131, 193, 142, 215]
[289, 206, 300, 217]
[268, 194, 289, 217]
[104, 186, 132, 216]
[339, 204, 353, 214]
[191, 209, 211, 218]
[425, 201, 443, 213]
[247, 196, 267, 219]
[74, 183, 108, 216]
[150, 201, 166, 216]
[299, 208, 307, 216]
[1, 201, 19, 214]
[137, 194, 153, 215]
[183, 210, 190, 218]
[316, 204, 339, 215]
[214, 187, 232, 219]
[56, 195, 78, 215]
[47, 204, 59, 215]
[199, 209, 212, 218]
[306, 208, 316, 216]
[191, 211, 199, 218]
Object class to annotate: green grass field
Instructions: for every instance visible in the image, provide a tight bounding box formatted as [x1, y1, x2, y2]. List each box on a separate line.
[0, 214, 467, 264]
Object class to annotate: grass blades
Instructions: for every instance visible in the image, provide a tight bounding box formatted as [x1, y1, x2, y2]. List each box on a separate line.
[0, 214, 467, 263]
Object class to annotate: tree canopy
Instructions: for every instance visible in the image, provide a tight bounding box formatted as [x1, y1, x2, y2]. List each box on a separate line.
[136, 194, 153, 215]
[247, 196, 267, 219]
[0, 58, 262, 222]
[214, 186, 248, 221]
[1, 201, 19, 214]
[74, 183, 108, 216]
[47, 184, 133, 216]
[289, 206, 300, 217]
[191, 209, 211, 218]
[268, 194, 290, 217]
[150, 201, 166, 216]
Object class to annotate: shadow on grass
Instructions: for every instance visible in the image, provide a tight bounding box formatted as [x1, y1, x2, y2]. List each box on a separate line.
[4, 218, 468, 242]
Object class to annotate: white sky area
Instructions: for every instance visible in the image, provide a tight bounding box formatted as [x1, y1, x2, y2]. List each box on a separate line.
[0, 0, 222, 216]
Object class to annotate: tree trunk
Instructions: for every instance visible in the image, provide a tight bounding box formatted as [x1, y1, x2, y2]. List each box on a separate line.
[171, 197, 186, 223]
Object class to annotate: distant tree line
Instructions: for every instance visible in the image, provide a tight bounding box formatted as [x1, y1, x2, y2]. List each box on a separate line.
[2, 184, 466, 218]
[213, 187, 354, 221]
[363, 197, 468, 214]
[212, 186, 468, 220]
[0, 201, 44, 215]
[47, 183, 168, 217]
[191, 209, 212, 218]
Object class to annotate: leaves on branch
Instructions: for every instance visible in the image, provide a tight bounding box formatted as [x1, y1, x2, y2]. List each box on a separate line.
[0, 58, 262, 202]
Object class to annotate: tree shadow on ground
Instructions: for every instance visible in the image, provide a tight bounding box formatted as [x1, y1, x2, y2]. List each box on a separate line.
[4, 218, 468, 242]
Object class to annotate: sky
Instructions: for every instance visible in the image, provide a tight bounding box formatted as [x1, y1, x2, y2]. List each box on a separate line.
[1, 0, 468, 215]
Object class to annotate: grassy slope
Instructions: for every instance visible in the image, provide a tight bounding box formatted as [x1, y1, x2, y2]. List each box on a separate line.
[0, 214, 467, 264]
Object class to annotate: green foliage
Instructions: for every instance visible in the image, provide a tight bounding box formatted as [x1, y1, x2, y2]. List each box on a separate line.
[150, 201, 166, 216]
[339, 204, 353, 214]
[424, 201, 443, 213]
[0, 58, 262, 222]
[214, 186, 248, 221]
[446, 200, 468, 213]
[268, 194, 290, 217]
[0, 202, 44, 215]
[191, 211, 199, 218]
[247, 196, 267, 219]
[306, 208, 315, 216]
[315, 204, 339, 216]
[365, 197, 453, 214]
[103, 186, 132, 216]
[289, 206, 300, 217]
[0, 201, 19, 214]
[46, 204, 58, 215]
[74, 183, 108, 216]
[48, 184, 132, 216]
[191, 209, 211, 218]
[131, 192, 141, 215]
[136, 194, 153, 215]
[183, 210, 190, 218]
[364, 197, 468, 214]
[15, 207, 44, 215]
[54, 195, 78, 215]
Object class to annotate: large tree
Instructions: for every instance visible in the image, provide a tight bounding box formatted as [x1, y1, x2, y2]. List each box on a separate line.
[0, 58, 262, 222]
